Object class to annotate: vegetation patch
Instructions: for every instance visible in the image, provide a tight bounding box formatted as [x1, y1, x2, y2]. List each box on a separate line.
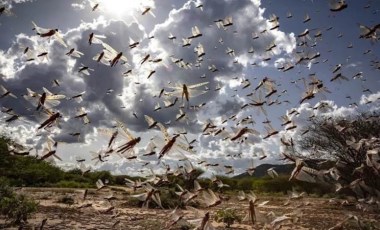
[0, 178, 37, 226]
[214, 208, 242, 228]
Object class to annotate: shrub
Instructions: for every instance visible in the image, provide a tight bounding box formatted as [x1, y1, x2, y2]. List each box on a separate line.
[289, 112, 380, 199]
[214, 208, 241, 228]
[55, 180, 93, 188]
[0, 180, 37, 226]
[122, 196, 143, 208]
[57, 195, 75, 205]
[237, 178, 254, 191]
[159, 189, 183, 209]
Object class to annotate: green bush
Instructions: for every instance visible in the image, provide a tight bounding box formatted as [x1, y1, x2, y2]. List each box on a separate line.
[0, 139, 64, 187]
[0, 178, 13, 197]
[214, 208, 241, 228]
[237, 178, 254, 190]
[87, 171, 115, 185]
[0, 180, 37, 226]
[55, 180, 93, 188]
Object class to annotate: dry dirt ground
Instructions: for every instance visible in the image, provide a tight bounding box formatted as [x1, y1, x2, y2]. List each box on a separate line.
[1, 187, 379, 230]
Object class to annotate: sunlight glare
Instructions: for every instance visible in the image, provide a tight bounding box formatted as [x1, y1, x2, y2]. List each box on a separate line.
[98, 0, 153, 17]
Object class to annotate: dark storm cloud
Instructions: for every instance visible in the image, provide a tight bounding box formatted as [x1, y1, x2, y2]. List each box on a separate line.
[0, 0, 296, 170]
[143, 0, 295, 133]
[0, 18, 151, 144]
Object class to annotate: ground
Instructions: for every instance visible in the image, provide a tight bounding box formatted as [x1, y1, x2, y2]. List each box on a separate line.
[0, 188, 379, 229]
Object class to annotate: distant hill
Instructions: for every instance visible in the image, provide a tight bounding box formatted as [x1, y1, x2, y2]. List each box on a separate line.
[233, 163, 295, 179]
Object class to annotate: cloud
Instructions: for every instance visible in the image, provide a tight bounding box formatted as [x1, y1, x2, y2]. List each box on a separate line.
[71, 3, 85, 11]
[360, 91, 380, 105]
[2, 0, 34, 8]
[140, 0, 296, 130]
[0, 17, 149, 143]
[3, 0, 376, 177]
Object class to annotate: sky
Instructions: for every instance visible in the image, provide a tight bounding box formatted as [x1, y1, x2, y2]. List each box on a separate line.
[0, 0, 379, 177]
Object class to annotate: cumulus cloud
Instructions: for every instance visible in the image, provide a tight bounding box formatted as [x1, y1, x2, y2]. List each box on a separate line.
[0, 0, 330, 169]
[360, 91, 380, 105]
[1, 0, 377, 176]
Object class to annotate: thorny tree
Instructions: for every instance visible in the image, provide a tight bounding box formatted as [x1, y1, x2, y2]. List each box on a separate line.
[284, 111, 380, 201]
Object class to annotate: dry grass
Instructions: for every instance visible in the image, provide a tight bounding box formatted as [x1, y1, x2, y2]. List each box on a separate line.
[0, 188, 378, 229]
